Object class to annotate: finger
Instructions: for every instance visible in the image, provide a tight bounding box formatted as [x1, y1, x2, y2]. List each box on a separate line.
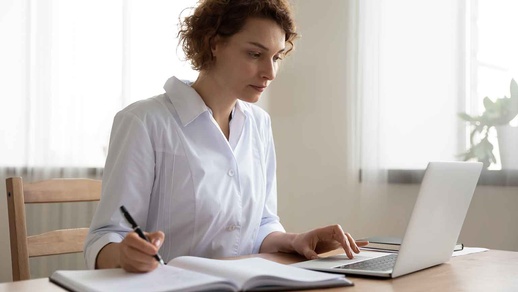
[146, 231, 165, 248]
[121, 239, 159, 265]
[124, 232, 159, 256]
[342, 240, 354, 259]
[331, 225, 354, 259]
[122, 244, 157, 264]
[124, 247, 157, 267]
[124, 257, 158, 273]
[302, 248, 320, 260]
[344, 232, 360, 254]
[120, 244, 160, 273]
[126, 263, 157, 273]
[356, 240, 370, 247]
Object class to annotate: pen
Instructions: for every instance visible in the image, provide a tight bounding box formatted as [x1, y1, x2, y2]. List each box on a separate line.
[120, 205, 165, 265]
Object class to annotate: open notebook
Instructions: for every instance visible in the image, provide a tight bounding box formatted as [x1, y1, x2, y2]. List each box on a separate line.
[50, 256, 352, 291]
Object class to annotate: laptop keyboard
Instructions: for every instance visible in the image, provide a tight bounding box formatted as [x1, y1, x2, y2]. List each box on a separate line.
[334, 254, 398, 271]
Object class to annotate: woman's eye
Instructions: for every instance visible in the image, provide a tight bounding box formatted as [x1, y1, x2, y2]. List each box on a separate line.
[249, 52, 261, 58]
[273, 55, 283, 62]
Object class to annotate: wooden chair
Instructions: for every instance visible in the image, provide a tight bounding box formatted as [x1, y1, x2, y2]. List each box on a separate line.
[5, 176, 101, 281]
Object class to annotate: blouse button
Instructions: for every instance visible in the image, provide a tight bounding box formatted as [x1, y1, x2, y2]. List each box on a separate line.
[226, 225, 237, 231]
[228, 169, 235, 177]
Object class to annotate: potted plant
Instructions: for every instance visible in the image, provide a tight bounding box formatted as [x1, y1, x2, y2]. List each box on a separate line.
[458, 79, 518, 168]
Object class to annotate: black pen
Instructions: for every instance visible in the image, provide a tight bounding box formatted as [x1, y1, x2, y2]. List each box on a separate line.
[120, 205, 165, 265]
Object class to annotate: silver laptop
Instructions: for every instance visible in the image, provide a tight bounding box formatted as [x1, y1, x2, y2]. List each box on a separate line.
[293, 161, 482, 278]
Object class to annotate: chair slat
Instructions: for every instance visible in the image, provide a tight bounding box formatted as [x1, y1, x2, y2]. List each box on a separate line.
[24, 179, 101, 203]
[27, 228, 90, 257]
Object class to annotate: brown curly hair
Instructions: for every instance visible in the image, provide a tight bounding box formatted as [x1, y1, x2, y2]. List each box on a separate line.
[178, 0, 298, 71]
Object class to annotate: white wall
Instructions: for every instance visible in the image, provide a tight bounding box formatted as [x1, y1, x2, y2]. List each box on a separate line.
[356, 184, 518, 251]
[268, 0, 361, 235]
[269, 0, 518, 252]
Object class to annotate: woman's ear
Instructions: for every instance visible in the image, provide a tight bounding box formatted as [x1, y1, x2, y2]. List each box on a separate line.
[210, 35, 222, 58]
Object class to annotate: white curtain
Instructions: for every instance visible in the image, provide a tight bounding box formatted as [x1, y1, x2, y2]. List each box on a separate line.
[357, 0, 385, 184]
[357, 0, 466, 236]
[0, 0, 197, 281]
[358, 0, 465, 182]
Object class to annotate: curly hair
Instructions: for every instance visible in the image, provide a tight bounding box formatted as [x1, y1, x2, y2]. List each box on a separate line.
[178, 0, 298, 71]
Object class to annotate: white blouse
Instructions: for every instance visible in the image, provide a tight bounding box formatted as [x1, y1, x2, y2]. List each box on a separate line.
[84, 76, 285, 269]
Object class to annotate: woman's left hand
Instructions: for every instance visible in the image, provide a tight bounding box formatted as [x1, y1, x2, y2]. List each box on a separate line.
[291, 224, 369, 259]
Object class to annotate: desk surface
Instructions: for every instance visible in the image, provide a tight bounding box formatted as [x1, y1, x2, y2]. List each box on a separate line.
[1, 249, 517, 291]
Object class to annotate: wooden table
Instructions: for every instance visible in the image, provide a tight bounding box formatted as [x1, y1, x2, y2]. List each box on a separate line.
[1, 249, 517, 291]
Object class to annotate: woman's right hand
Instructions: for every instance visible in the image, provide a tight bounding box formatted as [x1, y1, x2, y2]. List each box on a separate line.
[96, 231, 164, 272]
[119, 231, 165, 272]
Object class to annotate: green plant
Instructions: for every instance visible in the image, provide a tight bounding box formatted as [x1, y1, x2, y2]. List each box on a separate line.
[458, 79, 518, 168]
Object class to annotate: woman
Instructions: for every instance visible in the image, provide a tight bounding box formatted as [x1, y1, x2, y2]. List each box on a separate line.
[85, 0, 367, 273]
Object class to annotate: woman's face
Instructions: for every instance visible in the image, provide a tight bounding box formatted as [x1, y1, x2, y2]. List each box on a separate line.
[209, 17, 286, 103]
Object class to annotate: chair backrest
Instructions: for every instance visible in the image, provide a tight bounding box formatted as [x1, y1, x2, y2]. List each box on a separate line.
[5, 176, 101, 281]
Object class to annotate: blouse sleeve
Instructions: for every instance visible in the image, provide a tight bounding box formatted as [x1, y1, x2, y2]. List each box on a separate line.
[84, 110, 155, 269]
[253, 115, 285, 253]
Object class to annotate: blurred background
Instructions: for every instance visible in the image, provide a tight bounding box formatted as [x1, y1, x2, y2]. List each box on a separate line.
[1, 0, 517, 282]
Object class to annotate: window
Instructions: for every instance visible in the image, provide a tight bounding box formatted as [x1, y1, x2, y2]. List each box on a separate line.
[359, 0, 464, 172]
[0, 0, 198, 168]
[359, 0, 517, 174]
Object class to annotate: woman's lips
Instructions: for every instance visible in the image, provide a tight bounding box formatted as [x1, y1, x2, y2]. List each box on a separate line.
[250, 85, 266, 92]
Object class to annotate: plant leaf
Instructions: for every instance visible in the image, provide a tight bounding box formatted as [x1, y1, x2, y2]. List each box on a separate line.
[508, 79, 518, 120]
[511, 79, 518, 99]
[458, 79, 517, 168]
[458, 112, 479, 123]
[483, 96, 495, 111]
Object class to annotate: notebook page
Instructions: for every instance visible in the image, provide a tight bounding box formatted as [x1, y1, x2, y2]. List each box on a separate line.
[51, 265, 235, 292]
[169, 256, 347, 290]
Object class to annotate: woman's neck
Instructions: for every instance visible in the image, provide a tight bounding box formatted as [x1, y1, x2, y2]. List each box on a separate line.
[192, 72, 236, 139]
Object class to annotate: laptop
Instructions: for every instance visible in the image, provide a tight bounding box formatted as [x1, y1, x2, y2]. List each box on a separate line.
[293, 161, 483, 278]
